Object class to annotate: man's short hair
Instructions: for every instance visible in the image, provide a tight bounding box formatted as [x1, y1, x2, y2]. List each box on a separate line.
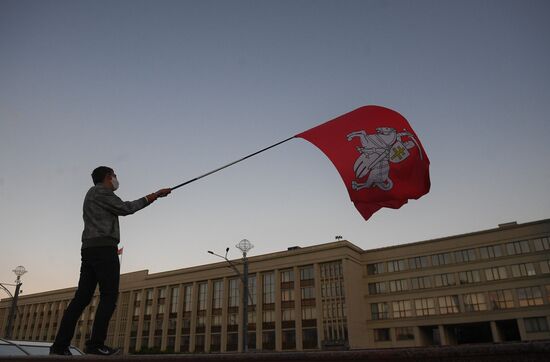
[91, 166, 114, 185]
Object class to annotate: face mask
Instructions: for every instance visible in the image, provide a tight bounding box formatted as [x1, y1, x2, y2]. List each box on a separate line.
[111, 176, 119, 191]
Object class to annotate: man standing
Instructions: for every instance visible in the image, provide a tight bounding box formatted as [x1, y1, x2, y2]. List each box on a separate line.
[50, 166, 171, 355]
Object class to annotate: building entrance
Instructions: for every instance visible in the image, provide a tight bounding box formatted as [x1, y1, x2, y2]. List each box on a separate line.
[447, 322, 493, 344]
[496, 319, 521, 342]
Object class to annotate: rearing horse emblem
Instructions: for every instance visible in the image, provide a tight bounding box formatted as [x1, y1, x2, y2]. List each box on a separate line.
[347, 127, 423, 191]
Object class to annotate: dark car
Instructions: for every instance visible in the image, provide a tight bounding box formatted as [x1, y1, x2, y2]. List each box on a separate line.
[0, 339, 84, 356]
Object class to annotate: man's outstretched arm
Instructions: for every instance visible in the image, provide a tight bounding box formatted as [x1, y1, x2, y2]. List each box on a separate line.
[96, 187, 171, 216]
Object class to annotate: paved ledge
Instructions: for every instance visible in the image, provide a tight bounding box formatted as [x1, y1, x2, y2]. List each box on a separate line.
[4, 342, 550, 361]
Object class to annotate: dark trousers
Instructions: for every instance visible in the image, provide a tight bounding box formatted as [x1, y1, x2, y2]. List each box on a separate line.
[53, 246, 120, 349]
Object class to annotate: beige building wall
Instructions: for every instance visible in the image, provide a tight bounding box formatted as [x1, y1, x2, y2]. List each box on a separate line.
[1, 218, 549, 354]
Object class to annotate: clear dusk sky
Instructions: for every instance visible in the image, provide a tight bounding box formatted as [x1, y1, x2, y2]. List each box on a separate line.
[1, 0, 549, 296]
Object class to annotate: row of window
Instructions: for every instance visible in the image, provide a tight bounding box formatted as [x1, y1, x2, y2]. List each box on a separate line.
[368, 260, 550, 295]
[367, 237, 549, 275]
[370, 285, 550, 320]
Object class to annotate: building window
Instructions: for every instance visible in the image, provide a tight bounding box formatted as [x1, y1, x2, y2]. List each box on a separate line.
[226, 332, 238, 352]
[263, 310, 275, 323]
[387, 259, 408, 273]
[374, 328, 391, 342]
[463, 293, 487, 312]
[484, 266, 508, 281]
[301, 286, 315, 299]
[145, 289, 153, 315]
[300, 265, 315, 280]
[506, 240, 530, 255]
[435, 273, 456, 287]
[392, 300, 412, 318]
[438, 295, 460, 314]
[431, 252, 454, 266]
[228, 278, 239, 307]
[458, 270, 481, 284]
[368, 282, 386, 295]
[455, 249, 476, 263]
[282, 329, 296, 350]
[302, 306, 316, 320]
[511, 263, 536, 278]
[409, 256, 429, 270]
[540, 260, 550, 274]
[524, 317, 549, 333]
[533, 237, 550, 251]
[281, 269, 294, 283]
[396, 327, 414, 341]
[320, 261, 343, 278]
[210, 333, 221, 352]
[282, 289, 295, 302]
[517, 287, 544, 307]
[169, 286, 179, 314]
[389, 279, 408, 293]
[183, 285, 192, 312]
[410, 276, 432, 290]
[194, 334, 205, 352]
[196, 283, 207, 311]
[262, 330, 275, 350]
[480, 244, 503, 259]
[488, 289, 514, 310]
[282, 309, 295, 321]
[263, 272, 275, 304]
[367, 262, 386, 275]
[371, 302, 388, 320]
[414, 298, 436, 316]
[302, 328, 318, 349]
[212, 280, 223, 309]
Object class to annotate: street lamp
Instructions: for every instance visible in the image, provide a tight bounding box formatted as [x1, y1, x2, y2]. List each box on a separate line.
[207, 239, 254, 353]
[2, 266, 27, 339]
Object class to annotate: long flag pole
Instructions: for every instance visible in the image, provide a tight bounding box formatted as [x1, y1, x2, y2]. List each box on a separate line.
[171, 136, 296, 191]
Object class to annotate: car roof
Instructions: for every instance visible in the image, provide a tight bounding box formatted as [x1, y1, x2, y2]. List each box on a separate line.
[2, 340, 52, 347]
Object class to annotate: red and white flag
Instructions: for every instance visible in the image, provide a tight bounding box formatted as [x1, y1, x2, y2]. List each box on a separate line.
[296, 105, 430, 221]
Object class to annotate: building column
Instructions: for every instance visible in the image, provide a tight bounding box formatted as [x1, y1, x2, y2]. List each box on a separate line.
[517, 318, 528, 341]
[294, 266, 303, 351]
[314, 263, 323, 349]
[438, 325, 449, 346]
[205, 279, 213, 352]
[135, 289, 145, 352]
[490, 321, 502, 343]
[275, 269, 282, 351]
[148, 288, 159, 348]
[174, 284, 184, 353]
[237, 277, 243, 353]
[413, 326, 424, 347]
[256, 272, 263, 350]
[123, 292, 136, 354]
[189, 282, 198, 352]
[24, 304, 36, 340]
[161, 287, 171, 351]
[221, 277, 228, 352]
[46, 302, 56, 341]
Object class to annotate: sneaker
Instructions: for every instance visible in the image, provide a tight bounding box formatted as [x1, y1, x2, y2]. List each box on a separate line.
[49, 346, 72, 355]
[84, 345, 121, 355]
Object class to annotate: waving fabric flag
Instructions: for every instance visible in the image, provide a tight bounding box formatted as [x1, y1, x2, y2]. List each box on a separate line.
[296, 105, 430, 221]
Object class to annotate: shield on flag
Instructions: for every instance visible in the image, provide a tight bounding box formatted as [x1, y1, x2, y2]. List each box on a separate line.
[389, 141, 410, 163]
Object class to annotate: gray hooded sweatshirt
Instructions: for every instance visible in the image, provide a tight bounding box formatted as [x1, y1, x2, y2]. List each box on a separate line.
[81, 184, 149, 249]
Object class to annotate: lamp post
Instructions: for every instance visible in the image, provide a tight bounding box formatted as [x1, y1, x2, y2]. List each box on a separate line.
[2, 266, 27, 339]
[207, 239, 254, 353]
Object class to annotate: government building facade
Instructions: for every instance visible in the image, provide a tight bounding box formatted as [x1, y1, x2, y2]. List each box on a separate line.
[1, 219, 549, 354]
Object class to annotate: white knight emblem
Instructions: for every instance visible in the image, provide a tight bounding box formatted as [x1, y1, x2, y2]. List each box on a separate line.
[347, 127, 423, 191]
